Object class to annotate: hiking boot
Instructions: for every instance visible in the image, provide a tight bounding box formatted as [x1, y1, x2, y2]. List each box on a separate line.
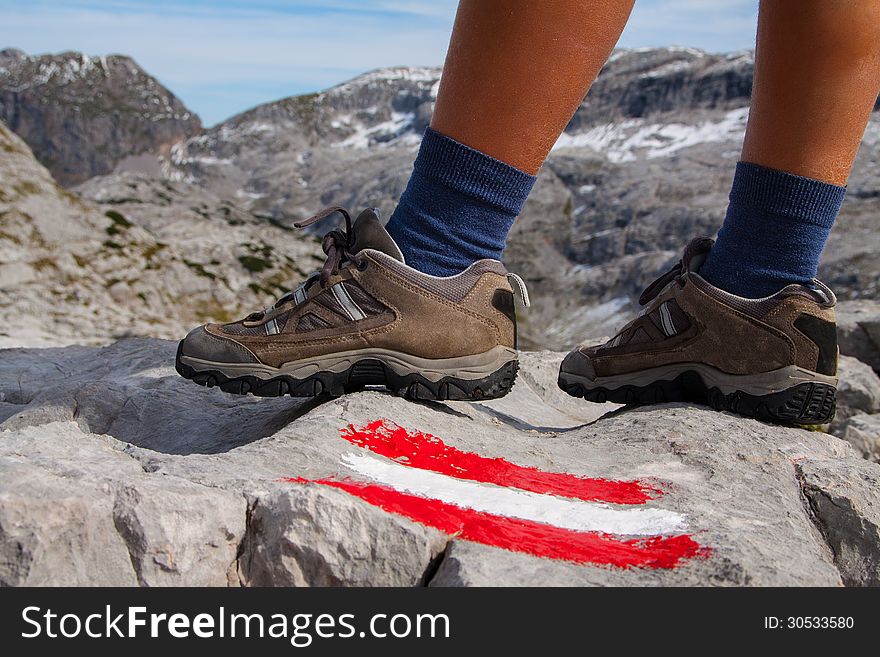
[176, 206, 526, 401]
[558, 238, 838, 425]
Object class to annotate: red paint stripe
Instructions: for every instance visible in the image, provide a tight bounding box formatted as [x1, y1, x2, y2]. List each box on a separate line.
[340, 420, 661, 505]
[295, 478, 705, 569]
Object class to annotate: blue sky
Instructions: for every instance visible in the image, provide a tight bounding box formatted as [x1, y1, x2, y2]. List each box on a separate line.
[0, 0, 759, 126]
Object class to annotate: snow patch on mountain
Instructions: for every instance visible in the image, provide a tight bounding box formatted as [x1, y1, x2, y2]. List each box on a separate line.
[553, 107, 749, 162]
[336, 111, 419, 149]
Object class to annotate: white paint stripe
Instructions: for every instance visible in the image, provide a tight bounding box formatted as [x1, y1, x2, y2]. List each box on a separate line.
[332, 283, 366, 321]
[340, 453, 688, 536]
[659, 302, 676, 337]
[265, 317, 280, 335]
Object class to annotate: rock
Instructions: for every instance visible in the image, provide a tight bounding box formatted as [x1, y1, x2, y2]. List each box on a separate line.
[0, 421, 247, 586]
[837, 300, 880, 373]
[111, 479, 246, 587]
[238, 485, 447, 586]
[0, 122, 322, 347]
[3, 43, 880, 586]
[840, 415, 880, 462]
[2, 338, 878, 586]
[0, 426, 138, 586]
[571, 49, 753, 128]
[832, 355, 880, 436]
[798, 458, 880, 586]
[0, 49, 201, 186]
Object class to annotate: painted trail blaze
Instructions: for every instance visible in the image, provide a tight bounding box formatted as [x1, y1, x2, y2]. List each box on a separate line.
[290, 419, 707, 569]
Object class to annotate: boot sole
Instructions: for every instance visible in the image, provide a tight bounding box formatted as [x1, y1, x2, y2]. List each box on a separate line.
[558, 363, 836, 425]
[175, 342, 518, 402]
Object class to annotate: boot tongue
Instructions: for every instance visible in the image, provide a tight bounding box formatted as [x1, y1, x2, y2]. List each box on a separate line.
[638, 236, 714, 306]
[348, 208, 405, 262]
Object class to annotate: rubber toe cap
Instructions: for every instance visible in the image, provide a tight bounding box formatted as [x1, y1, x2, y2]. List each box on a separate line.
[179, 325, 259, 364]
[560, 348, 596, 381]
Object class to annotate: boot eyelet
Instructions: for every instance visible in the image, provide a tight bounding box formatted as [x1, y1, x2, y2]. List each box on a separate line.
[357, 260, 369, 271]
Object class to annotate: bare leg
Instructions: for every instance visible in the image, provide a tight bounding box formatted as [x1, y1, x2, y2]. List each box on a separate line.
[698, 0, 880, 298]
[431, 0, 635, 175]
[742, 0, 880, 185]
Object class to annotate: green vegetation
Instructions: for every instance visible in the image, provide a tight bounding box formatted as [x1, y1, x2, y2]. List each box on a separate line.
[1, 137, 22, 154]
[238, 255, 273, 273]
[183, 259, 218, 281]
[103, 240, 124, 250]
[105, 210, 132, 236]
[244, 241, 274, 258]
[179, 258, 230, 288]
[238, 242, 276, 272]
[192, 298, 237, 324]
[0, 226, 22, 246]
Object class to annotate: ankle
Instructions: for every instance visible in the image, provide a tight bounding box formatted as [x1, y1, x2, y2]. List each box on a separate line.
[386, 128, 536, 277]
[700, 162, 845, 299]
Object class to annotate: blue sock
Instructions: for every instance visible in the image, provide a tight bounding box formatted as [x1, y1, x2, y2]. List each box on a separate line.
[386, 127, 536, 276]
[700, 162, 846, 298]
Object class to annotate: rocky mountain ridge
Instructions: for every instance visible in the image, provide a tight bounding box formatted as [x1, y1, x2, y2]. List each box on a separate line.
[0, 122, 323, 347]
[162, 48, 757, 220]
[152, 47, 878, 350]
[3, 46, 878, 350]
[0, 48, 201, 186]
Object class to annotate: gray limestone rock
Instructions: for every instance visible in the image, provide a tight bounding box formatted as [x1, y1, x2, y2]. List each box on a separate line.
[840, 414, 880, 463]
[831, 355, 880, 437]
[2, 338, 877, 586]
[837, 301, 880, 374]
[798, 458, 880, 586]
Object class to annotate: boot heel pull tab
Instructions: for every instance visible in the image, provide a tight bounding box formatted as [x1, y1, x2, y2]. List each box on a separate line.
[507, 273, 530, 308]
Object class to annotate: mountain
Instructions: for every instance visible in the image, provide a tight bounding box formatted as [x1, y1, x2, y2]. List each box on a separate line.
[0, 48, 201, 186]
[162, 47, 880, 349]
[2, 46, 879, 351]
[163, 49, 755, 222]
[0, 121, 322, 347]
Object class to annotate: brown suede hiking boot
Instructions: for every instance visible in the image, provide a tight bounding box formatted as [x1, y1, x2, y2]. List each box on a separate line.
[176, 206, 526, 401]
[558, 238, 838, 425]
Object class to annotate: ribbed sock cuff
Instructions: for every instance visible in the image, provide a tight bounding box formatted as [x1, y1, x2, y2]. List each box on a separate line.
[413, 127, 537, 216]
[731, 161, 846, 228]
